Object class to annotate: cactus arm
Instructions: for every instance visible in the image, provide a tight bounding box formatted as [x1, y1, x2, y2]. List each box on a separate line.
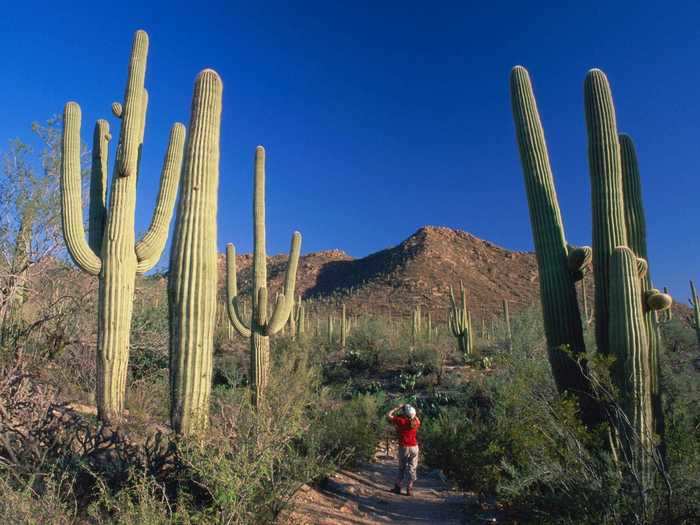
[114, 30, 148, 178]
[225, 243, 252, 337]
[60, 102, 102, 276]
[88, 119, 111, 253]
[265, 231, 302, 335]
[135, 122, 186, 272]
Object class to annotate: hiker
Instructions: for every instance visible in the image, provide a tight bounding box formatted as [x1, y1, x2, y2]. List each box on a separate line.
[386, 403, 421, 496]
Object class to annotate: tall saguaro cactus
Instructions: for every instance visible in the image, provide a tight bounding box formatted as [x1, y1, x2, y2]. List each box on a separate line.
[510, 66, 596, 422]
[169, 69, 222, 435]
[226, 147, 301, 406]
[61, 30, 185, 423]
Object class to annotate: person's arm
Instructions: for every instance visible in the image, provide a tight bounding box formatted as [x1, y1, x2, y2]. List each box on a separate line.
[386, 404, 403, 423]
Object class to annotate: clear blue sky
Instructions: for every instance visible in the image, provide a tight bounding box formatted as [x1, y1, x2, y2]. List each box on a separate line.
[1, 1, 698, 299]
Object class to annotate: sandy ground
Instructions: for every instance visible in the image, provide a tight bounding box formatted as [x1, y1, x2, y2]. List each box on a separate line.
[281, 445, 501, 525]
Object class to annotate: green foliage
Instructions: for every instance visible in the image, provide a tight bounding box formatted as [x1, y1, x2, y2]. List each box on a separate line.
[311, 393, 385, 468]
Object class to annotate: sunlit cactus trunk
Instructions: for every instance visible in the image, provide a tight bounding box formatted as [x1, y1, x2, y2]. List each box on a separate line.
[225, 147, 301, 407]
[169, 70, 222, 435]
[60, 30, 185, 424]
[502, 299, 512, 349]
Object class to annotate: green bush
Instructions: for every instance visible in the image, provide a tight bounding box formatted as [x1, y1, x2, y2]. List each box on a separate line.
[312, 393, 385, 468]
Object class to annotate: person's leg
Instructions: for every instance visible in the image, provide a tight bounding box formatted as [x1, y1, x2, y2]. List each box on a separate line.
[393, 446, 406, 492]
[406, 446, 419, 495]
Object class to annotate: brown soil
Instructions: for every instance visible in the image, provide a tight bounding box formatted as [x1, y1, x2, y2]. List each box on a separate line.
[281, 445, 499, 525]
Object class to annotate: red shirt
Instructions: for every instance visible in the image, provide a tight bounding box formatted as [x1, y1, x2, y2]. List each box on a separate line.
[391, 415, 421, 447]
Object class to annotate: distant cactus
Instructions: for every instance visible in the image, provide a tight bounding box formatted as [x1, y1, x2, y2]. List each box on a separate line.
[502, 299, 512, 349]
[292, 296, 305, 339]
[340, 303, 350, 348]
[225, 147, 301, 406]
[690, 281, 700, 347]
[448, 282, 473, 356]
[61, 30, 185, 423]
[327, 314, 334, 344]
[663, 287, 672, 322]
[169, 69, 222, 435]
[411, 305, 422, 345]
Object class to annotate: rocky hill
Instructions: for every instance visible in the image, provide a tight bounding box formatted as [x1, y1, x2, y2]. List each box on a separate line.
[224, 226, 541, 322]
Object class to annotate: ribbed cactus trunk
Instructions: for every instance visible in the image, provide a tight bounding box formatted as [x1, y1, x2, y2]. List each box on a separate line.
[609, 247, 654, 480]
[61, 30, 185, 424]
[169, 70, 222, 435]
[225, 147, 301, 407]
[619, 134, 665, 447]
[585, 69, 628, 358]
[510, 66, 597, 424]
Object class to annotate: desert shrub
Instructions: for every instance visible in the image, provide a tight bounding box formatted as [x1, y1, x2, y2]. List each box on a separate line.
[310, 393, 385, 468]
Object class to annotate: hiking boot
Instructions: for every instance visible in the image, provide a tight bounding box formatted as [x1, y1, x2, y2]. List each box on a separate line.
[390, 484, 401, 494]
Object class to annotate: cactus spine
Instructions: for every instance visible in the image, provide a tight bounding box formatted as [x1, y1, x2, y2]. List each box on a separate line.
[448, 282, 473, 356]
[61, 30, 185, 423]
[225, 147, 302, 406]
[510, 66, 596, 420]
[690, 281, 700, 347]
[169, 70, 222, 435]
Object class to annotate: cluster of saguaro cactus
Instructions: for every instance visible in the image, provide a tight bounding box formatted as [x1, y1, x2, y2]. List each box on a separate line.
[510, 66, 672, 455]
[169, 69, 223, 435]
[690, 281, 700, 347]
[61, 30, 186, 423]
[226, 146, 302, 406]
[448, 282, 473, 356]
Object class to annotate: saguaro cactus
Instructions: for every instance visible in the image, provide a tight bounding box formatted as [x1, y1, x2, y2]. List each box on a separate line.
[226, 147, 301, 406]
[690, 281, 700, 347]
[169, 70, 222, 435]
[340, 303, 350, 348]
[292, 296, 305, 339]
[510, 66, 596, 421]
[411, 305, 422, 345]
[502, 299, 512, 349]
[61, 30, 185, 423]
[619, 133, 671, 442]
[585, 69, 629, 358]
[448, 282, 473, 356]
[609, 246, 654, 477]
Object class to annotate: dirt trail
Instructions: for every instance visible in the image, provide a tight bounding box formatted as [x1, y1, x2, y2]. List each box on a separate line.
[282, 446, 499, 525]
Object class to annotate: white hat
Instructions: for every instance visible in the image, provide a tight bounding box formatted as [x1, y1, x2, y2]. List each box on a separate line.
[404, 404, 416, 418]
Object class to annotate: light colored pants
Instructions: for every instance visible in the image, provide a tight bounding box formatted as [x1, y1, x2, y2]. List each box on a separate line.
[398, 445, 419, 483]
